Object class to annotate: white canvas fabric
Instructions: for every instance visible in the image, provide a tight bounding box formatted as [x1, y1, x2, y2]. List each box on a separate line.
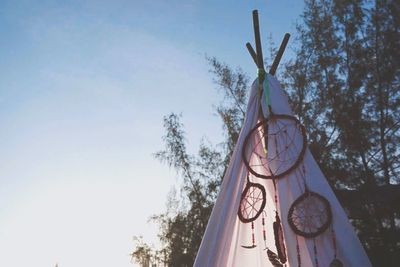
[194, 74, 371, 267]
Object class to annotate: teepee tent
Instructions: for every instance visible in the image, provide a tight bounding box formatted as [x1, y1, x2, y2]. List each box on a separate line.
[194, 11, 371, 267]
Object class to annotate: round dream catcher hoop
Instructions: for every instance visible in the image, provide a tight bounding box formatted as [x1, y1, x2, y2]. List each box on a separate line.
[242, 113, 307, 179]
[238, 176, 266, 223]
[238, 175, 267, 249]
[287, 190, 332, 238]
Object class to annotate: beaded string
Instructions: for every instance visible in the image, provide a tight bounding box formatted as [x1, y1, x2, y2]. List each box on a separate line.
[291, 165, 306, 267]
[251, 221, 255, 247]
[296, 235, 301, 267]
[262, 211, 267, 248]
[274, 135, 279, 160]
[331, 226, 337, 259]
[271, 173, 279, 212]
[301, 163, 308, 191]
[304, 163, 318, 267]
[313, 238, 319, 267]
[273, 176, 279, 234]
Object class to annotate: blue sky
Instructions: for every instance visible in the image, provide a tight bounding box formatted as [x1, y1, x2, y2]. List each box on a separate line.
[0, 1, 303, 266]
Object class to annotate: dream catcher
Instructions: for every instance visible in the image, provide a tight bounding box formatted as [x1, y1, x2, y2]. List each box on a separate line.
[288, 164, 342, 267]
[288, 190, 331, 267]
[270, 177, 287, 265]
[238, 174, 266, 248]
[242, 112, 307, 180]
[287, 190, 332, 238]
[238, 174, 266, 223]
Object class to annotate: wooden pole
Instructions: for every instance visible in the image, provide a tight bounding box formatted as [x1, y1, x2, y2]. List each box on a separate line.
[246, 43, 258, 66]
[269, 33, 290, 75]
[252, 10, 264, 70]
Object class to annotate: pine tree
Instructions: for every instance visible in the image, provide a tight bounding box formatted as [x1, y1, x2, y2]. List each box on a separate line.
[285, 1, 400, 265]
[131, 1, 400, 266]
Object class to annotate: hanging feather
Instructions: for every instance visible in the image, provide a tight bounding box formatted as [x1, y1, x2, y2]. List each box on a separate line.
[267, 249, 283, 267]
[273, 212, 287, 263]
[241, 244, 257, 249]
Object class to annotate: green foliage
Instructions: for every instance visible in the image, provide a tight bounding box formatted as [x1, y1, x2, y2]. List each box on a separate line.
[284, 0, 400, 265]
[130, 236, 164, 267]
[207, 57, 249, 164]
[131, 1, 399, 266]
[130, 63, 249, 266]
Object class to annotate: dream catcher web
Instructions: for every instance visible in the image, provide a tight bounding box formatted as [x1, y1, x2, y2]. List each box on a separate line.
[288, 190, 332, 238]
[238, 175, 266, 223]
[238, 174, 266, 249]
[242, 114, 307, 179]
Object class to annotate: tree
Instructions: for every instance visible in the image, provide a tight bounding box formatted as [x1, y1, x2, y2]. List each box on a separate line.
[131, 59, 249, 266]
[130, 236, 163, 267]
[131, 1, 400, 266]
[284, 1, 400, 265]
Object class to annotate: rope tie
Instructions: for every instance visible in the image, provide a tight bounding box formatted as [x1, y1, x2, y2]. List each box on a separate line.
[257, 68, 271, 111]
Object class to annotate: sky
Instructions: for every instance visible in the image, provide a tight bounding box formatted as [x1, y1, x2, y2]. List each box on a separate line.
[0, 1, 304, 266]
